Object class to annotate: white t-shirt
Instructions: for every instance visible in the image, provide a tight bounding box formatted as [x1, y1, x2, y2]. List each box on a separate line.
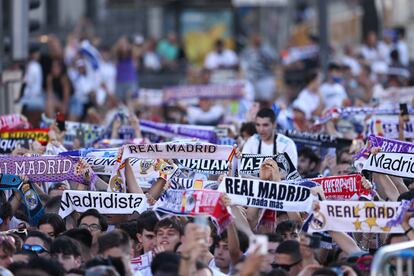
[242, 133, 298, 168]
[204, 50, 238, 70]
[320, 82, 347, 109]
[23, 61, 43, 98]
[293, 88, 320, 119]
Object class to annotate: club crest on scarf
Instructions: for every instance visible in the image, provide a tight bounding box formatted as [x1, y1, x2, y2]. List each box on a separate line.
[140, 160, 155, 174]
[21, 183, 38, 210]
[110, 174, 126, 193]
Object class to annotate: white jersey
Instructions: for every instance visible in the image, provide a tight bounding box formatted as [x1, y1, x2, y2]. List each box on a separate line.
[242, 133, 298, 168]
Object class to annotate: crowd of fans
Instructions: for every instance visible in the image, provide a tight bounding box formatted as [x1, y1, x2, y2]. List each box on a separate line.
[3, 13, 414, 276]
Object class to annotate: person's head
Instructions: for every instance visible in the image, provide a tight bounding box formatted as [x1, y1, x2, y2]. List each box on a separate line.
[337, 147, 352, 164]
[366, 31, 377, 47]
[274, 240, 303, 276]
[304, 71, 321, 91]
[390, 49, 400, 63]
[213, 230, 249, 272]
[0, 202, 13, 231]
[75, 59, 87, 75]
[240, 122, 257, 141]
[328, 63, 343, 82]
[37, 213, 66, 239]
[276, 220, 301, 241]
[51, 60, 64, 77]
[199, 98, 213, 112]
[265, 233, 283, 271]
[215, 39, 224, 53]
[385, 233, 408, 245]
[255, 108, 276, 142]
[98, 230, 131, 260]
[154, 218, 183, 252]
[0, 235, 15, 268]
[167, 32, 177, 44]
[298, 147, 321, 176]
[333, 162, 354, 176]
[136, 211, 158, 254]
[85, 256, 125, 276]
[78, 209, 108, 244]
[24, 231, 52, 257]
[29, 44, 41, 61]
[151, 252, 180, 276]
[50, 236, 82, 272]
[48, 183, 66, 198]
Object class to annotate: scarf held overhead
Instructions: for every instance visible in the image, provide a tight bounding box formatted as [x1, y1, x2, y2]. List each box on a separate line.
[218, 177, 313, 212]
[238, 153, 301, 180]
[121, 142, 235, 161]
[154, 189, 233, 233]
[365, 115, 414, 139]
[362, 152, 414, 178]
[0, 156, 95, 185]
[309, 201, 403, 233]
[59, 190, 148, 218]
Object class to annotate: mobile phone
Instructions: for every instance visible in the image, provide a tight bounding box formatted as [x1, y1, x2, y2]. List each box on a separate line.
[400, 103, 409, 116]
[56, 112, 66, 131]
[249, 235, 268, 255]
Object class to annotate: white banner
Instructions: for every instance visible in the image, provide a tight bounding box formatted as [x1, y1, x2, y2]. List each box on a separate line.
[59, 190, 148, 218]
[362, 152, 414, 178]
[218, 177, 313, 212]
[309, 201, 403, 233]
[121, 142, 235, 161]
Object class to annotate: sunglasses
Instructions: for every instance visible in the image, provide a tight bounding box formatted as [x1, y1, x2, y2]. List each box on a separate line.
[272, 259, 302, 271]
[22, 244, 48, 253]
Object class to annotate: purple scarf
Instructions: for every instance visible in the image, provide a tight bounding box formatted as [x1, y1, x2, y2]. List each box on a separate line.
[354, 135, 414, 159]
[0, 156, 96, 186]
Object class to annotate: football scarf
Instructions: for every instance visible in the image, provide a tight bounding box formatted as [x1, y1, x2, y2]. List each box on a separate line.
[0, 174, 44, 225]
[59, 190, 148, 218]
[0, 156, 96, 186]
[355, 135, 414, 160]
[0, 128, 49, 145]
[308, 201, 403, 233]
[163, 82, 244, 102]
[169, 178, 218, 190]
[153, 189, 233, 233]
[310, 174, 371, 200]
[362, 152, 414, 178]
[238, 153, 301, 180]
[281, 129, 352, 149]
[218, 177, 314, 212]
[177, 159, 230, 175]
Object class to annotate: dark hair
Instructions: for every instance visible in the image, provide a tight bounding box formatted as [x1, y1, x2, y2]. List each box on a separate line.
[397, 191, 414, 201]
[37, 213, 66, 237]
[151, 252, 180, 275]
[85, 256, 125, 276]
[50, 236, 81, 257]
[312, 267, 338, 276]
[0, 202, 12, 222]
[276, 220, 301, 235]
[154, 218, 184, 236]
[44, 195, 62, 214]
[213, 230, 249, 253]
[275, 240, 301, 262]
[256, 108, 276, 123]
[390, 49, 400, 62]
[136, 211, 158, 234]
[240, 122, 257, 137]
[26, 231, 52, 251]
[119, 220, 138, 242]
[304, 71, 319, 86]
[98, 229, 130, 254]
[328, 62, 341, 71]
[62, 228, 93, 249]
[299, 147, 321, 165]
[77, 209, 108, 232]
[266, 233, 283, 243]
[268, 268, 288, 276]
[215, 39, 224, 48]
[336, 147, 351, 164]
[28, 256, 65, 276]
